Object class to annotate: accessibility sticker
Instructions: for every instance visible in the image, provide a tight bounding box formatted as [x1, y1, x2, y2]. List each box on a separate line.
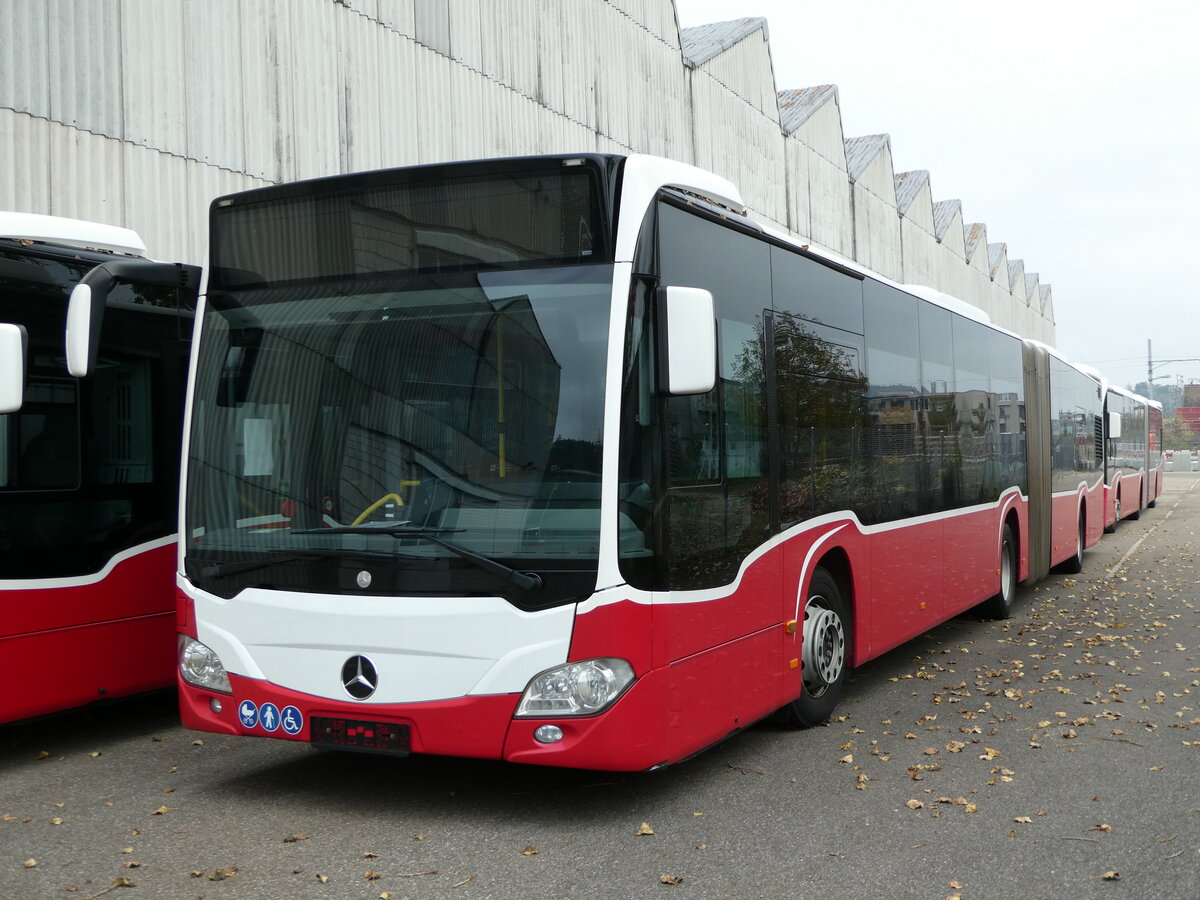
[280, 705, 303, 735]
[259, 702, 281, 733]
[237, 699, 258, 728]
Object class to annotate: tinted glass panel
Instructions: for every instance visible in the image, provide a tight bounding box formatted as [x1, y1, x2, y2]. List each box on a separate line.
[861, 282, 920, 523]
[770, 245, 864, 334]
[213, 163, 609, 288]
[774, 312, 869, 525]
[657, 202, 770, 589]
[0, 246, 188, 579]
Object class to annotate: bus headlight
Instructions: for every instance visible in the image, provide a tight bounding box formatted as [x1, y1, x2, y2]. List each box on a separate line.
[515, 658, 634, 717]
[179, 636, 232, 694]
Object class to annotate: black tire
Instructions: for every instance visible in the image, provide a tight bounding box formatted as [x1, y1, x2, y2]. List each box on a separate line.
[979, 523, 1018, 619]
[778, 568, 849, 728]
[1126, 499, 1140, 520]
[1059, 513, 1085, 574]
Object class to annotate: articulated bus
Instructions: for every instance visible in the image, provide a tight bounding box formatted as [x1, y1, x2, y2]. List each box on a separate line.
[1101, 385, 1163, 532]
[0, 213, 197, 724]
[72, 155, 1123, 769]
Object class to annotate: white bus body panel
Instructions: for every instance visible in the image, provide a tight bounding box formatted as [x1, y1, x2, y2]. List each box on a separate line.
[188, 582, 575, 703]
[0, 211, 147, 256]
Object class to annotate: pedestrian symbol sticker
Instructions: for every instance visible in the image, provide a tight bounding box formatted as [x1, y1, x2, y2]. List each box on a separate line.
[260, 702, 281, 732]
[281, 706, 303, 735]
[238, 699, 258, 728]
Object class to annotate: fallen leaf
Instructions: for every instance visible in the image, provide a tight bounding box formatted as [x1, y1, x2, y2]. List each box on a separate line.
[363, 851, 379, 858]
[151, 806, 178, 815]
[1013, 816, 1033, 824]
[522, 844, 539, 856]
[23, 859, 37, 869]
[316, 873, 329, 883]
[1101, 871, 1120, 881]
[906, 799, 925, 809]
[365, 871, 381, 880]
[661, 874, 683, 885]
[452, 875, 475, 887]
[284, 834, 312, 843]
[635, 822, 655, 836]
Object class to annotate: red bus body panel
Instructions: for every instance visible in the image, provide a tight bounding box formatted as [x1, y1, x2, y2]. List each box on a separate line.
[1, 541, 177, 723]
[178, 496, 1026, 770]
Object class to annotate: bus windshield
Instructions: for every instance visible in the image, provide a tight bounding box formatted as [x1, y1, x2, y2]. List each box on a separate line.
[185, 265, 616, 607]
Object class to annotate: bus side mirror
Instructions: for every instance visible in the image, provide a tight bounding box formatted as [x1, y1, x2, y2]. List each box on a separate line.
[66, 259, 202, 377]
[1107, 411, 1122, 440]
[659, 286, 716, 395]
[0, 323, 28, 414]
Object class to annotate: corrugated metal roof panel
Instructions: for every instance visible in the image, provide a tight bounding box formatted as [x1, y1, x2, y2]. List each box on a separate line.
[1008, 259, 1025, 292]
[933, 200, 961, 241]
[965, 223, 987, 262]
[1024, 273, 1040, 306]
[844, 134, 889, 182]
[894, 170, 929, 215]
[777, 85, 837, 134]
[988, 242, 1007, 279]
[680, 17, 767, 68]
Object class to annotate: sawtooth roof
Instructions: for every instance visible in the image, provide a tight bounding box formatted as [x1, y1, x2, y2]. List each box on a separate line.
[777, 84, 838, 134]
[933, 200, 961, 242]
[681, 17, 769, 67]
[844, 134, 890, 182]
[894, 170, 929, 214]
[965, 224, 987, 262]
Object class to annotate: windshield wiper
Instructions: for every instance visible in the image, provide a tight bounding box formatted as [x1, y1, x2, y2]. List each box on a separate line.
[294, 524, 543, 592]
[198, 547, 411, 579]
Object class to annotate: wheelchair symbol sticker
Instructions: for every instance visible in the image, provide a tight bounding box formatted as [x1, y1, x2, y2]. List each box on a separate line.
[281, 706, 303, 735]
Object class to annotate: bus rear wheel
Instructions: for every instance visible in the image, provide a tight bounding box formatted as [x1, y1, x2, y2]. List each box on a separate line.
[779, 568, 848, 728]
[1060, 512, 1085, 574]
[979, 523, 1018, 619]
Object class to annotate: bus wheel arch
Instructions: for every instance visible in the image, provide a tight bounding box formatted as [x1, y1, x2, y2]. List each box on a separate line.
[779, 551, 853, 728]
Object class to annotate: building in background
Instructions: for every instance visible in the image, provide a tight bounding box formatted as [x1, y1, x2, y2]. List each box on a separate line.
[1, 0, 1054, 343]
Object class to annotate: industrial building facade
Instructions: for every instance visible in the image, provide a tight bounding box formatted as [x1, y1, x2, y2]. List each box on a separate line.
[1, 0, 1054, 342]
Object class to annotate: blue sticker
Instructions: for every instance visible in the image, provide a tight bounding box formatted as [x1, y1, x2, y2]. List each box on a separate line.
[259, 702, 281, 733]
[237, 699, 259, 728]
[281, 705, 303, 735]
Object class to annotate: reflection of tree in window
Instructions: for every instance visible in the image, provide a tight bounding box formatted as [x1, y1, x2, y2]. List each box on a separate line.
[746, 314, 868, 525]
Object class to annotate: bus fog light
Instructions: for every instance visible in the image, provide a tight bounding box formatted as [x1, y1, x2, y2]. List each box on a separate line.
[515, 658, 634, 717]
[179, 636, 232, 694]
[534, 724, 564, 743]
[209, 697, 223, 714]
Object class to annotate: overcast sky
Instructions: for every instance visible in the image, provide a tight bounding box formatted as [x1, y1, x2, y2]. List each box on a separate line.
[675, 0, 1200, 391]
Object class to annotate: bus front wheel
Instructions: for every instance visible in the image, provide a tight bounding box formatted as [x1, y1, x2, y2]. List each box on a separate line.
[779, 568, 848, 728]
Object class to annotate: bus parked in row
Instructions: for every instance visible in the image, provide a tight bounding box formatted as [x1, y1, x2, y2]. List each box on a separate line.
[1101, 385, 1163, 532]
[0, 213, 197, 724]
[66, 155, 1153, 768]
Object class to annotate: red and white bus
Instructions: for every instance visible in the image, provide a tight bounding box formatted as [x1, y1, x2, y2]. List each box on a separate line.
[1101, 385, 1164, 532]
[0, 213, 197, 724]
[74, 155, 1116, 768]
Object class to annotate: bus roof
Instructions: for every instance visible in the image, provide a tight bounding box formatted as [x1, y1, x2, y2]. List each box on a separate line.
[0, 211, 146, 257]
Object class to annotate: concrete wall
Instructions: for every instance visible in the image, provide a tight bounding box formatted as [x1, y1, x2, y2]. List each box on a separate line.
[0, 0, 1055, 343]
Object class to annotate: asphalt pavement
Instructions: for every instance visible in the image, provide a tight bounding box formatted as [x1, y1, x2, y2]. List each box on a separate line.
[3, 473, 1197, 900]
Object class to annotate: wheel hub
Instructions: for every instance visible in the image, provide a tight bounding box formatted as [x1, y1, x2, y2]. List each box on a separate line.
[802, 603, 845, 693]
